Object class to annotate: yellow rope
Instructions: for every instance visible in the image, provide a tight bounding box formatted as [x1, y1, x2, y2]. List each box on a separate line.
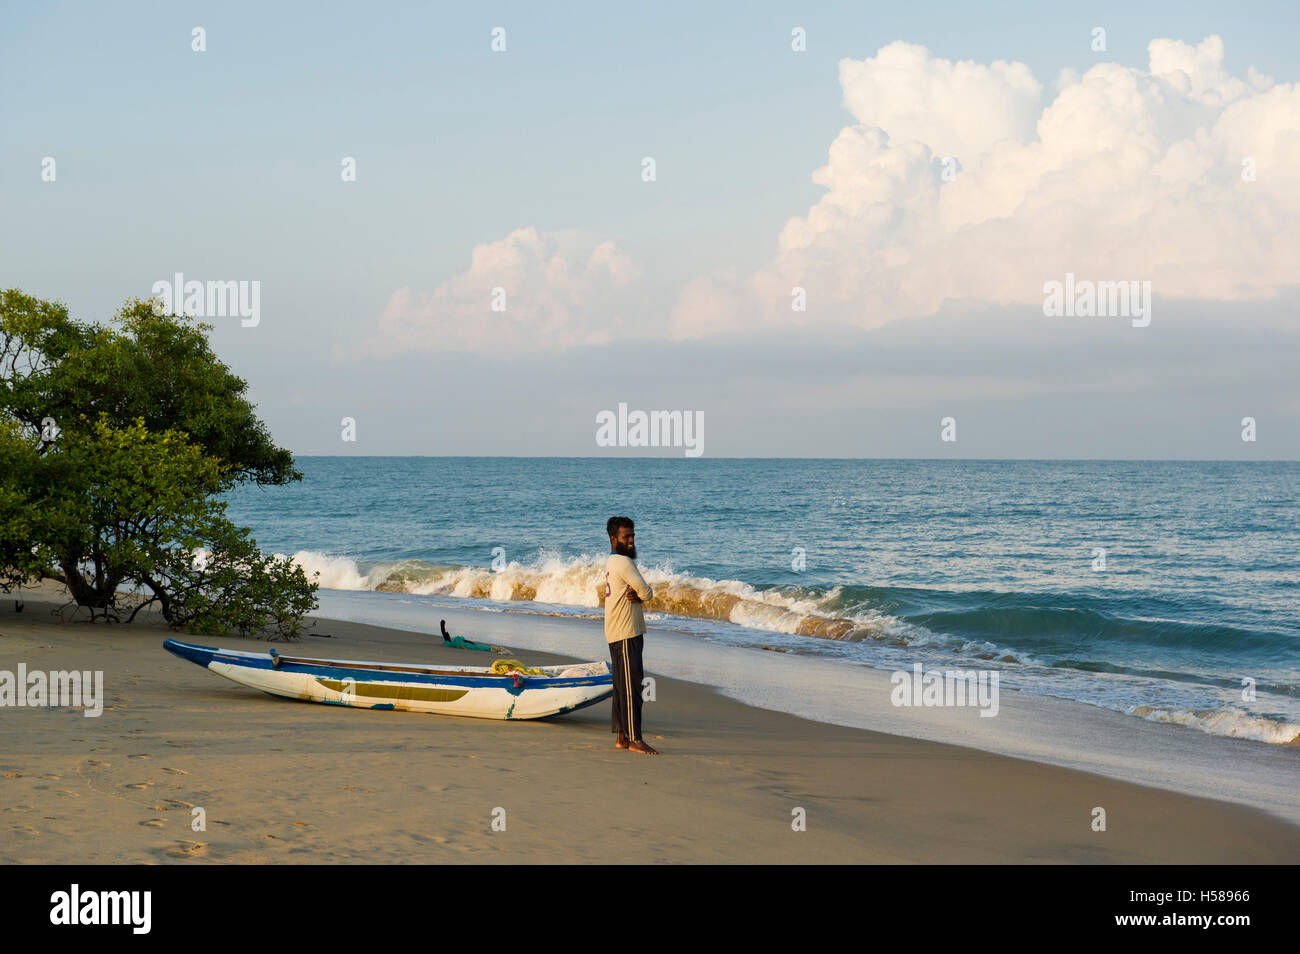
[490, 659, 548, 676]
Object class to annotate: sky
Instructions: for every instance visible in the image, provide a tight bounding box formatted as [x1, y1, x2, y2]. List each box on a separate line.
[2, 0, 1297, 458]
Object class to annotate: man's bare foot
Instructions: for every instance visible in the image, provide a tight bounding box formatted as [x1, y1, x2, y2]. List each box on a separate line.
[615, 732, 629, 749]
[627, 740, 659, 755]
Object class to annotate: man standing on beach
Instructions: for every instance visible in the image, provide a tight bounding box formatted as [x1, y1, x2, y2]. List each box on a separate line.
[600, 516, 658, 755]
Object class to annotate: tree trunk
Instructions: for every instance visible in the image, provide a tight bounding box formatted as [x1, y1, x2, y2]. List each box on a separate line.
[141, 574, 174, 624]
[59, 557, 110, 608]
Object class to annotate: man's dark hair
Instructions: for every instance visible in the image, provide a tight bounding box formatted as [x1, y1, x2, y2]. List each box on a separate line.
[607, 516, 634, 538]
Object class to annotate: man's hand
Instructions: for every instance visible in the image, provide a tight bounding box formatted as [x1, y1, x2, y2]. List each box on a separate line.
[625, 585, 643, 604]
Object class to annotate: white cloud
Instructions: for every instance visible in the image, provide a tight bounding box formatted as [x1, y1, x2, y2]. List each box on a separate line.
[347, 227, 641, 358]
[677, 35, 1300, 337]
[838, 40, 1043, 162]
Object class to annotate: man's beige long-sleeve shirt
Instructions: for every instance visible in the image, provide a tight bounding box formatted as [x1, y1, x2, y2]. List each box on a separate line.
[599, 553, 653, 643]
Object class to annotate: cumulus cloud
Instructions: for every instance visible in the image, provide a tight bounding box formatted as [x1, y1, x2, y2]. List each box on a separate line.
[349, 227, 642, 357]
[838, 41, 1043, 161]
[672, 35, 1300, 339]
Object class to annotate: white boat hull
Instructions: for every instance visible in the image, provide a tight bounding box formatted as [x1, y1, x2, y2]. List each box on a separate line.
[165, 640, 613, 721]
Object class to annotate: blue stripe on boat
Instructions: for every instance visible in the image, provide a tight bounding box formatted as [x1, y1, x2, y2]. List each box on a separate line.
[163, 639, 219, 669]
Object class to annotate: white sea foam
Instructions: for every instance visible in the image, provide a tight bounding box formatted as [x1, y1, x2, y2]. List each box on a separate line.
[1129, 705, 1300, 745]
[285, 550, 386, 590]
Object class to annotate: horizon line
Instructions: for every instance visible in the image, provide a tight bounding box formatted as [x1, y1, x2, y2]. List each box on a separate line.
[279, 455, 1297, 462]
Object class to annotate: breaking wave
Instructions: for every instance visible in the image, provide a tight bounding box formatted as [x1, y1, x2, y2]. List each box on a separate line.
[1129, 705, 1300, 745]
[283, 548, 936, 645]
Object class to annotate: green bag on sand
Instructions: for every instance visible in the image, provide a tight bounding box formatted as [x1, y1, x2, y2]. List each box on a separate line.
[440, 619, 497, 653]
[448, 635, 494, 652]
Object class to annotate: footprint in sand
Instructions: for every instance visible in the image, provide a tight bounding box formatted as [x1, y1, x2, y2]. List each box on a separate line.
[262, 833, 298, 847]
[128, 754, 150, 760]
[54, 789, 79, 798]
[12, 825, 39, 835]
[168, 840, 206, 857]
[140, 819, 165, 828]
[2, 773, 23, 779]
[162, 767, 188, 775]
[125, 782, 154, 790]
[164, 799, 195, 809]
[40, 773, 61, 780]
[85, 759, 111, 768]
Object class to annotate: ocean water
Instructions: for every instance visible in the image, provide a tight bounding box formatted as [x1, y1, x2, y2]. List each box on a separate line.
[221, 458, 1300, 746]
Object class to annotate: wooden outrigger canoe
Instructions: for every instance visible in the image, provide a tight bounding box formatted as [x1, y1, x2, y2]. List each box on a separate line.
[163, 639, 613, 720]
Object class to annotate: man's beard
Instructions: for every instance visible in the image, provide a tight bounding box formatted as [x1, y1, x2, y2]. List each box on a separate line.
[614, 541, 637, 559]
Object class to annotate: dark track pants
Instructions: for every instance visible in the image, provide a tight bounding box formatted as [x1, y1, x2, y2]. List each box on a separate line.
[608, 634, 645, 743]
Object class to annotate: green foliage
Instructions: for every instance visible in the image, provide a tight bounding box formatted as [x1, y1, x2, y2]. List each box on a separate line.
[3, 292, 300, 487]
[152, 513, 320, 641]
[0, 417, 55, 591]
[0, 289, 317, 639]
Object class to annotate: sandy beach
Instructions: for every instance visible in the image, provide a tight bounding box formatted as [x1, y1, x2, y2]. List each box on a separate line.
[2, 581, 1297, 864]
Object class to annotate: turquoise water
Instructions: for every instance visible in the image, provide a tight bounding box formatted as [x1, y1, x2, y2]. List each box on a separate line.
[221, 458, 1300, 744]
